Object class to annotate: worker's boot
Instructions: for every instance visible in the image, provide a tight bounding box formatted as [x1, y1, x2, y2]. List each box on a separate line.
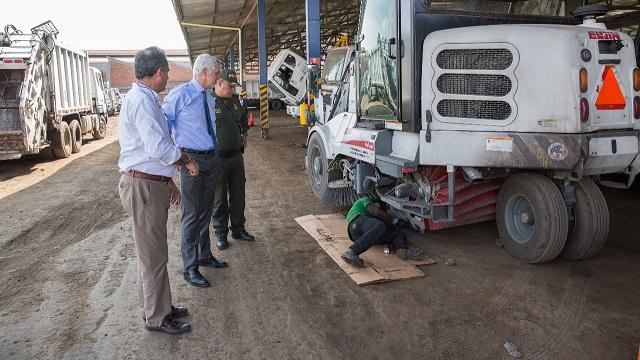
[232, 229, 255, 242]
[341, 248, 364, 267]
[216, 234, 229, 250]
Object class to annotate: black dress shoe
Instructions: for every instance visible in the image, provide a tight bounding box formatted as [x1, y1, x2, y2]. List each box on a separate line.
[183, 268, 210, 287]
[143, 305, 188, 321]
[216, 235, 229, 250]
[198, 257, 228, 268]
[171, 305, 188, 318]
[146, 315, 191, 335]
[232, 229, 255, 241]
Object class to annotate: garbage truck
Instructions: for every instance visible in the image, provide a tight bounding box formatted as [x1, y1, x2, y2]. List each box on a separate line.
[0, 21, 108, 160]
[273, 2, 640, 263]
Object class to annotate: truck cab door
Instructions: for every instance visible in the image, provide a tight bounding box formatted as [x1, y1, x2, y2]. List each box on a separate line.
[357, 0, 400, 122]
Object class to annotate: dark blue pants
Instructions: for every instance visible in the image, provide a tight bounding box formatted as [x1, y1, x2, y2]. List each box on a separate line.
[180, 152, 219, 272]
[347, 215, 407, 255]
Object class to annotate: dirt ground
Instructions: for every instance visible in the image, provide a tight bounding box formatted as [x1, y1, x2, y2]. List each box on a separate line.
[0, 111, 639, 359]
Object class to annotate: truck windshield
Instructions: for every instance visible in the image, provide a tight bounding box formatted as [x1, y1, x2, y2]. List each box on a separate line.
[323, 48, 348, 83]
[427, 0, 568, 17]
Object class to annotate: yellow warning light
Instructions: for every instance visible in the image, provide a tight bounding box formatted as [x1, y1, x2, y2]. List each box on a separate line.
[595, 65, 626, 110]
[579, 68, 588, 93]
[634, 68, 640, 91]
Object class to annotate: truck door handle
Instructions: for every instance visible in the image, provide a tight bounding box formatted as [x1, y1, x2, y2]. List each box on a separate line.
[387, 38, 397, 60]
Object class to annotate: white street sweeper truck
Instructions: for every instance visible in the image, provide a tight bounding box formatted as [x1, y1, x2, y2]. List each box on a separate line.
[272, 1, 640, 263]
[0, 21, 109, 160]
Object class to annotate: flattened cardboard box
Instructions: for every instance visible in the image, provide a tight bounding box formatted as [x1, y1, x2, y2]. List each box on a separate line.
[295, 214, 435, 285]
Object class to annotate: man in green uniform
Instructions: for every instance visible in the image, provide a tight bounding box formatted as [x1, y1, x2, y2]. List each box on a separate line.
[341, 196, 424, 267]
[211, 74, 255, 250]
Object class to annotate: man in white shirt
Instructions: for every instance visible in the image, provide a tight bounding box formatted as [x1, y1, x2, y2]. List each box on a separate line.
[118, 46, 198, 335]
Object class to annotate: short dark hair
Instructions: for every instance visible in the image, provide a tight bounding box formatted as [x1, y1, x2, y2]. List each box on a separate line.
[134, 46, 169, 80]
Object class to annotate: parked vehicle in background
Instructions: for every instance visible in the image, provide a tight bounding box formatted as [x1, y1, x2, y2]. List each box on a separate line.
[0, 21, 108, 160]
[106, 87, 121, 115]
[241, 78, 287, 110]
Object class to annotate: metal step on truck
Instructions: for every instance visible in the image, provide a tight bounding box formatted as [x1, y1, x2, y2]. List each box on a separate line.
[0, 21, 108, 161]
[272, 1, 640, 263]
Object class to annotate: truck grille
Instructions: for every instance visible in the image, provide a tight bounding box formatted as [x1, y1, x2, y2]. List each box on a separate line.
[432, 46, 516, 122]
[437, 74, 511, 97]
[436, 49, 513, 70]
[437, 99, 511, 120]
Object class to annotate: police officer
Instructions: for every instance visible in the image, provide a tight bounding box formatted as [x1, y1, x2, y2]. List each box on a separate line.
[212, 72, 255, 250]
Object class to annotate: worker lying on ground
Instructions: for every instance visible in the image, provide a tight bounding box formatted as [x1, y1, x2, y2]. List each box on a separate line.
[341, 196, 424, 267]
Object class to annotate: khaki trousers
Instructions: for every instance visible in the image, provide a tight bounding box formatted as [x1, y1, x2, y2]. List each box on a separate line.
[118, 175, 172, 327]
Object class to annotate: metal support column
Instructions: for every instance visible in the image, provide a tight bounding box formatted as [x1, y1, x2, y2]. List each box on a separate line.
[305, 0, 321, 126]
[305, 0, 321, 65]
[258, 0, 269, 139]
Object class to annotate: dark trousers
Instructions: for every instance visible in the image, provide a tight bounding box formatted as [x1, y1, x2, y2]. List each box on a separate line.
[212, 153, 246, 235]
[347, 215, 407, 255]
[180, 152, 218, 272]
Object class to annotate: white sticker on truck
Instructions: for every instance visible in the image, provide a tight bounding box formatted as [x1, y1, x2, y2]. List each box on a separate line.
[486, 137, 513, 152]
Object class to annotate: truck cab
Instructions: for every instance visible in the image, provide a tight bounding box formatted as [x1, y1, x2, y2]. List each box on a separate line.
[89, 67, 108, 116]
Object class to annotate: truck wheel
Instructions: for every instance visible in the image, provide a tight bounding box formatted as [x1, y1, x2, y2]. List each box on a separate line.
[272, 100, 283, 110]
[93, 115, 107, 140]
[561, 178, 609, 260]
[52, 122, 73, 158]
[497, 173, 568, 263]
[69, 119, 83, 153]
[307, 133, 330, 201]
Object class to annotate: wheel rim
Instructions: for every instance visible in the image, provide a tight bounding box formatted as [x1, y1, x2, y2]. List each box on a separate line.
[309, 145, 324, 187]
[504, 193, 536, 244]
[99, 118, 106, 136]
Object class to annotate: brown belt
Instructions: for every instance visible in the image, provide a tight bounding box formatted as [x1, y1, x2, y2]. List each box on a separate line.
[125, 170, 171, 183]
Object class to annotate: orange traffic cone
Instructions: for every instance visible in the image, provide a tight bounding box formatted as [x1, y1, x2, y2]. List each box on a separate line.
[248, 111, 255, 128]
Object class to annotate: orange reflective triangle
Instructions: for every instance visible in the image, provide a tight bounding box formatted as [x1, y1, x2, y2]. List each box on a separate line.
[595, 65, 626, 110]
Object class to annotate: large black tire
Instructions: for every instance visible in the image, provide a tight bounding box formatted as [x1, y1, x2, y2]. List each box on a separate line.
[561, 178, 610, 260]
[497, 173, 568, 263]
[306, 133, 357, 207]
[307, 133, 330, 201]
[271, 100, 283, 110]
[69, 119, 82, 154]
[92, 115, 107, 140]
[51, 121, 72, 158]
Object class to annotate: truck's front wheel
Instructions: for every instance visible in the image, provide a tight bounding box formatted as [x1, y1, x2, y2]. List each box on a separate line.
[307, 133, 330, 201]
[561, 178, 610, 260]
[497, 173, 568, 263]
[52, 122, 73, 158]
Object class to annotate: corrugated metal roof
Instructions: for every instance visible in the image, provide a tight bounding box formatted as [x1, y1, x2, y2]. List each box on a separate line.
[171, 0, 638, 69]
[171, 0, 359, 68]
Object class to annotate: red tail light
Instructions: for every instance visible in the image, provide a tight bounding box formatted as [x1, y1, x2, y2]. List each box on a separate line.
[580, 98, 590, 123]
[634, 96, 640, 119]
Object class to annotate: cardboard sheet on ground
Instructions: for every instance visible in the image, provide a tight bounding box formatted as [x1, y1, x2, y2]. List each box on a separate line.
[295, 214, 435, 285]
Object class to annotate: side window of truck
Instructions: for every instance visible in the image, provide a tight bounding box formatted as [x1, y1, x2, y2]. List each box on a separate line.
[358, 0, 399, 121]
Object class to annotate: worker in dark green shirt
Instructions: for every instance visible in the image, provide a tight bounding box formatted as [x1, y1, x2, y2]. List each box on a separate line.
[342, 196, 423, 267]
[211, 74, 255, 250]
